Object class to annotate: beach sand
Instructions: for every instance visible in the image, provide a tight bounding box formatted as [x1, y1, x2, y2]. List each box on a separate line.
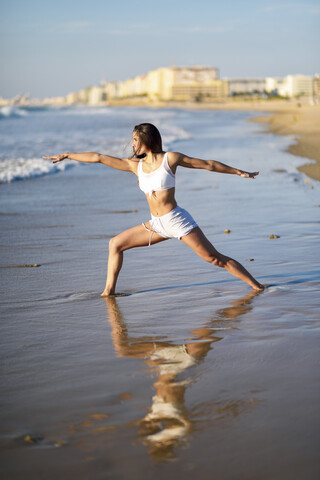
[179, 100, 320, 182]
[187, 100, 320, 182]
[250, 103, 320, 181]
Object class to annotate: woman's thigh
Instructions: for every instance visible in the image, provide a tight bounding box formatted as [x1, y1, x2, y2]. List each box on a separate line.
[112, 223, 168, 251]
[180, 227, 222, 262]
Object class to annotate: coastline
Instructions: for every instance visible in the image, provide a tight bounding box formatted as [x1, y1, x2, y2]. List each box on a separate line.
[108, 98, 320, 181]
[4, 97, 319, 181]
[248, 103, 320, 182]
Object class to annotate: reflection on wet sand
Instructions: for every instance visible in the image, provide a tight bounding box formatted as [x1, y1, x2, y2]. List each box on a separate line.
[104, 290, 260, 461]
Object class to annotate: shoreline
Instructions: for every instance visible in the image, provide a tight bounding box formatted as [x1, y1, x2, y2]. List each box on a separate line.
[248, 104, 320, 182]
[5, 97, 319, 181]
[108, 98, 320, 181]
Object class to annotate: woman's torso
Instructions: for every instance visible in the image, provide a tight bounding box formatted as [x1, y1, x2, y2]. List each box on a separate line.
[137, 152, 177, 217]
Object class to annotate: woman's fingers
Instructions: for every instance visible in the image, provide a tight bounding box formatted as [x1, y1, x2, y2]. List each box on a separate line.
[42, 154, 67, 163]
[42, 156, 58, 164]
[240, 171, 259, 179]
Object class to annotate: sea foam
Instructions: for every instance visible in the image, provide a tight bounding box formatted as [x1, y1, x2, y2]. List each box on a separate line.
[0, 106, 28, 119]
[0, 157, 73, 183]
[0, 105, 193, 184]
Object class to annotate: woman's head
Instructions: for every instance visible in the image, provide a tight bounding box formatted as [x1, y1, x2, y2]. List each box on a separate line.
[132, 123, 163, 158]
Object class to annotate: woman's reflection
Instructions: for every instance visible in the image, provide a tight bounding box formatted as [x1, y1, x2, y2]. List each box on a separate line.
[104, 290, 259, 460]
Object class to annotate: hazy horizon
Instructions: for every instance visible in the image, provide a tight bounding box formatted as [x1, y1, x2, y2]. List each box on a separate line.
[1, 0, 319, 99]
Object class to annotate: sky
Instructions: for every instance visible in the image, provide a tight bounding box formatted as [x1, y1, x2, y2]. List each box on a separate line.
[1, 0, 319, 98]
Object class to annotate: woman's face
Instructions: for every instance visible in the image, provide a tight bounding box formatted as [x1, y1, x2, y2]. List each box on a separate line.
[132, 132, 146, 155]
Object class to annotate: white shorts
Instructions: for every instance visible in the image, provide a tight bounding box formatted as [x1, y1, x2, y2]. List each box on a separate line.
[143, 206, 198, 244]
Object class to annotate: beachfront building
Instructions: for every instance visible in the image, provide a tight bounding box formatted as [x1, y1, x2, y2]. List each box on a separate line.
[146, 66, 227, 101]
[227, 78, 266, 95]
[41, 96, 66, 106]
[167, 66, 227, 101]
[64, 84, 108, 105]
[313, 74, 320, 98]
[170, 79, 228, 101]
[0, 94, 32, 106]
[87, 85, 107, 105]
[119, 75, 148, 99]
[77, 88, 89, 103]
[266, 75, 314, 98]
[65, 92, 80, 105]
[106, 81, 119, 100]
[107, 66, 227, 102]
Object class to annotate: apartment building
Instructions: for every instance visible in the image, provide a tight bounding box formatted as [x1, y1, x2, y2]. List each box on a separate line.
[227, 78, 266, 95]
[266, 75, 314, 98]
[167, 66, 226, 100]
[87, 85, 107, 105]
[108, 66, 227, 101]
[313, 74, 320, 97]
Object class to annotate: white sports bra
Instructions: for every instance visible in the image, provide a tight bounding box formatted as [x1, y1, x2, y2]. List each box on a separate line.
[138, 152, 175, 198]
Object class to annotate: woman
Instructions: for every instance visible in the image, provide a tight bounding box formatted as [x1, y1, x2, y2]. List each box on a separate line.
[43, 123, 264, 295]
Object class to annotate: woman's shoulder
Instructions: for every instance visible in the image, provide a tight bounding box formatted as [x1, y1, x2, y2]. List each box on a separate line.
[167, 151, 184, 166]
[166, 151, 184, 174]
[125, 157, 140, 175]
[166, 151, 181, 160]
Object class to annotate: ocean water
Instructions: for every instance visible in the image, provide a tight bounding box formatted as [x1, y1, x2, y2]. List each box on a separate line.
[0, 106, 319, 479]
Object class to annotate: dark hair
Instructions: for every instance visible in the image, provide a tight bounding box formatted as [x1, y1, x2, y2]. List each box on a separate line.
[133, 123, 163, 158]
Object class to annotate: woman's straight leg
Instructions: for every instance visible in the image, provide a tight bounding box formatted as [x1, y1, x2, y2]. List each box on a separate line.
[180, 227, 264, 291]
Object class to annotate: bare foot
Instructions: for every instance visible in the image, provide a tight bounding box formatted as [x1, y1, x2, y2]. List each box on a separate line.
[253, 283, 265, 292]
[101, 289, 114, 297]
[101, 290, 130, 297]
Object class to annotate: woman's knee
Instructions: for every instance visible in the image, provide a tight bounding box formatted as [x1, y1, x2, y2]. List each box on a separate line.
[109, 235, 123, 254]
[206, 252, 227, 268]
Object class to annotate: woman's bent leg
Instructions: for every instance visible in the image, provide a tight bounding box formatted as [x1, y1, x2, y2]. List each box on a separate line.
[101, 223, 167, 296]
[181, 227, 264, 291]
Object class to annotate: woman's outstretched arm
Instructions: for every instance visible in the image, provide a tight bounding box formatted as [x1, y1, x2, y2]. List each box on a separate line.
[42, 152, 138, 173]
[173, 152, 259, 178]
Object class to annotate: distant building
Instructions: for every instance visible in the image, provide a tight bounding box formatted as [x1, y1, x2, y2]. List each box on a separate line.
[106, 81, 119, 100]
[42, 96, 66, 105]
[78, 88, 90, 103]
[65, 92, 80, 105]
[88, 85, 107, 105]
[108, 66, 227, 101]
[167, 66, 226, 101]
[266, 75, 314, 98]
[313, 74, 320, 98]
[64, 85, 108, 105]
[227, 78, 266, 95]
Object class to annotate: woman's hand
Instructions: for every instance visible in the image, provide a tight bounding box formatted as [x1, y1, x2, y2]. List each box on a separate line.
[42, 153, 69, 164]
[238, 170, 259, 179]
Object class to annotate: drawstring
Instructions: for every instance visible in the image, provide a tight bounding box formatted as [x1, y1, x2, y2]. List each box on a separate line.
[142, 221, 155, 246]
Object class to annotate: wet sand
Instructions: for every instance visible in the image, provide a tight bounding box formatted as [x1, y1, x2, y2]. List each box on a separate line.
[1, 108, 319, 479]
[189, 101, 320, 182]
[250, 104, 320, 181]
[186, 99, 320, 181]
